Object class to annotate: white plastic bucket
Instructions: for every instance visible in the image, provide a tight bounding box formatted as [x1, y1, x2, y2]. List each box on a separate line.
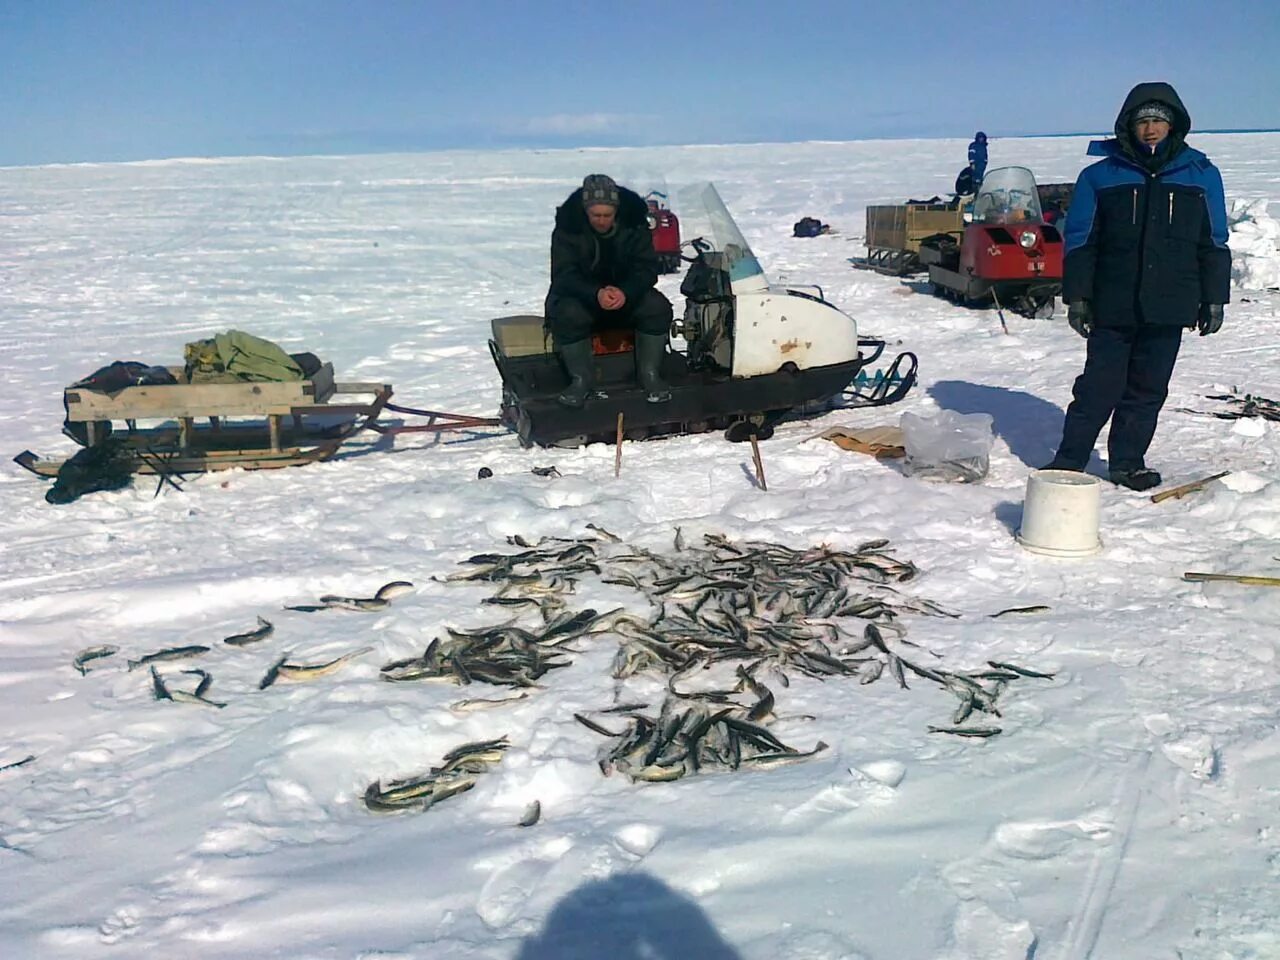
[1016, 469, 1102, 557]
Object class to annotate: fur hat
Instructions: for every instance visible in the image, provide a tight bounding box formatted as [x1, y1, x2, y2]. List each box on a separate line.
[1132, 101, 1174, 125]
[581, 174, 620, 209]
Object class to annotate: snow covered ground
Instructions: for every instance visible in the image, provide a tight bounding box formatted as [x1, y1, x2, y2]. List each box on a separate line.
[1, 133, 1279, 960]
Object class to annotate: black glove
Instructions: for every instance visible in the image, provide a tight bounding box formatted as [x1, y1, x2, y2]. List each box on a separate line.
[1067, 300, 1093, 339]
[1197, 303, 1224, 336]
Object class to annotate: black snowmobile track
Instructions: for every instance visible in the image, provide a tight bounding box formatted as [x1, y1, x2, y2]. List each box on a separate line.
[491, 341, 914, 448]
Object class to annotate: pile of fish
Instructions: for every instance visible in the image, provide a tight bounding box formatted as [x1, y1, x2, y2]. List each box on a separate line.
[379, 608, 618, 687]
[364, 737, 510, 813]
[579, 687, 826, 783]
[437, 528, 1054, 745]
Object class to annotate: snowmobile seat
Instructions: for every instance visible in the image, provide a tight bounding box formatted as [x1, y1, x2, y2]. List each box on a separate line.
[590, 327, 635, 356]
[491, 315, 552, 358]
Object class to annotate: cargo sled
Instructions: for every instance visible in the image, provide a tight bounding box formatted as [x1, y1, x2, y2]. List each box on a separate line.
[14, 362, 396, 483]
[490, 183, 917, 448]
[856, 199, 966, 276]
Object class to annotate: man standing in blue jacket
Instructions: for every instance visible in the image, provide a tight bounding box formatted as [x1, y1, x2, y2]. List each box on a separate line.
[1045, 82, 1230, 490]
[968, 132, 988, 185]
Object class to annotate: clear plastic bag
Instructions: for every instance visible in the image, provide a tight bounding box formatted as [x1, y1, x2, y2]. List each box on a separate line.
[900, 410, 995, 482]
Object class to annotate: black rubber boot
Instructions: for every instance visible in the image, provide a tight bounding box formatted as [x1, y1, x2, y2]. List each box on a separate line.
[1109, 467, 1161, 491]
[556, 339, 596, 409]
[1041, 459, 1084, 472]
[635, 333, 672, 404]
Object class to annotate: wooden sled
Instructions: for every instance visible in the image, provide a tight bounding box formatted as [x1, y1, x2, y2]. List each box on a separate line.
[15, 363, 395, 478]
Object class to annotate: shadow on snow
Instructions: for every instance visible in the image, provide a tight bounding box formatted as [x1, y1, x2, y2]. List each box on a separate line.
[515, 871, 742, 960]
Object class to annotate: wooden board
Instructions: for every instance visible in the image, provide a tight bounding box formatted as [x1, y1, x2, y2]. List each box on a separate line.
[64, 363, 336, 421]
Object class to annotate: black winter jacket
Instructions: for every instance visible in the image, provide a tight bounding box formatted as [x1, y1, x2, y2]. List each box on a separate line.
[545, 186, 659, 315]
[1062, 82, 1231, 328]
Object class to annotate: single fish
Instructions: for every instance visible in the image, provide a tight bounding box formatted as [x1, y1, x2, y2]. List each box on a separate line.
[183, 668, 214, 699]
[73, 644, 119, 675]
[275, 647, 371, 682]
[630, 764, 685, 783]
[989, 605, 1051, 618]
[128, 645, 211, 670]
[0, 755, 36, 773]
[927, 725, 1002, 738]
[518, 800, 541, 827]
[740, 740, 829, 768]
[258, 654, 290, 690]
[290, 581, 415, 613]
[150, 666, 172, 701]
[312, 596, 390, 612]
[585, 523, 622, 542]
[223, 616, 274, 646]
[171, 669, 226, 708]
[574, 713, 623, 737]
[986, 660, 1056, 680]
[449, 690, 531, 713]
[170, 689, 227, 709]
[374, 581, 415, 601]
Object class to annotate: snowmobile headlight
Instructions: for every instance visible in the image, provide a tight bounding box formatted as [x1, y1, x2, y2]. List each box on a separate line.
[1019, 230, 1038, 249]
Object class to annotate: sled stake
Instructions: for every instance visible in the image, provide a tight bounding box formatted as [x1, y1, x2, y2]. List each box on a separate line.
[614, 412, 624, 478]
[990, 286, 1010, 336]
[1183, 571, 1280, 588]
[1150, 471, 1229, 504]
[750, 434, 767, 491]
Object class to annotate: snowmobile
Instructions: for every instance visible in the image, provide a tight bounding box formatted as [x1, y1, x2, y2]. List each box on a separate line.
[645, 190, 682, 274]
[919, 166, 1064, 316]
[489, 183, 917, 448]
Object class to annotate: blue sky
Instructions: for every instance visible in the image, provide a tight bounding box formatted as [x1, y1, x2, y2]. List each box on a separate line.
[2, 0, 1277, 166]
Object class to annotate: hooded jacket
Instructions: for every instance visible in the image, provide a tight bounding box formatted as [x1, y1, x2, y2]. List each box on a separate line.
[545, 185, 660, 315]
[1062, 82, 1230, 328]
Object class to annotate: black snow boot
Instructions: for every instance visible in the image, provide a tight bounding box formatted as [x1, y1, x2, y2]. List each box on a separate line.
[556, 338, 598, 409]
[635, 333, 672, 403]
[1109, 467, 1161, 491]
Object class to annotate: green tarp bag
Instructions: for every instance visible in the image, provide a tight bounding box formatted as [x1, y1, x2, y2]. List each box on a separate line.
[184, 330, 304, 383]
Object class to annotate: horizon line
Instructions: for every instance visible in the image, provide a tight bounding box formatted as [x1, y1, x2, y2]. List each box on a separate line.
[5, 127, 1279, 172]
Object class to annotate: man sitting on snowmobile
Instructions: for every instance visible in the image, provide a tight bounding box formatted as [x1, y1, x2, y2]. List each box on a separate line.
[545, 174, 673, 407]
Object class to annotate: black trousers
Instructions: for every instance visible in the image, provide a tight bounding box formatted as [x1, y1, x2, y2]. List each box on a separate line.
[1054, 324, 1183, 472]
[547, 289, 673, 346]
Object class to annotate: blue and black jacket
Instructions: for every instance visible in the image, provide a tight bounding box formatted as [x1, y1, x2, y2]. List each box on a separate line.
[967, 136, 988, 182]
[1063, 82, 1230, 329]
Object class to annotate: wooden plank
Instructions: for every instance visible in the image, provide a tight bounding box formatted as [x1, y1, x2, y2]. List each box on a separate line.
[64, 363, 338, 422]
[1150, 471, 1230, 504]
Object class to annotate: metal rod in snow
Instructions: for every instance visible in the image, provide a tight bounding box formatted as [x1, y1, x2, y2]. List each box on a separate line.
[990, 286, 1010, 335]
[614, 413, 623, 478]
[749, 434, 767, 491]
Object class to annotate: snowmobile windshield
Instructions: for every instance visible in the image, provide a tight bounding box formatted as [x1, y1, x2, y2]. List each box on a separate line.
[682, 183, 767, 287]
[972, 166, 1043, 225]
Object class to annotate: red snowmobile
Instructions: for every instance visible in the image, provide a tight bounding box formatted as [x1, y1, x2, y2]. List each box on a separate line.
[646, 191, 681, 274]
[920, 166, 1064, 316]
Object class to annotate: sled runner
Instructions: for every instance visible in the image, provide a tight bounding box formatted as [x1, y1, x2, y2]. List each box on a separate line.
[15, 363, 397, 480]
